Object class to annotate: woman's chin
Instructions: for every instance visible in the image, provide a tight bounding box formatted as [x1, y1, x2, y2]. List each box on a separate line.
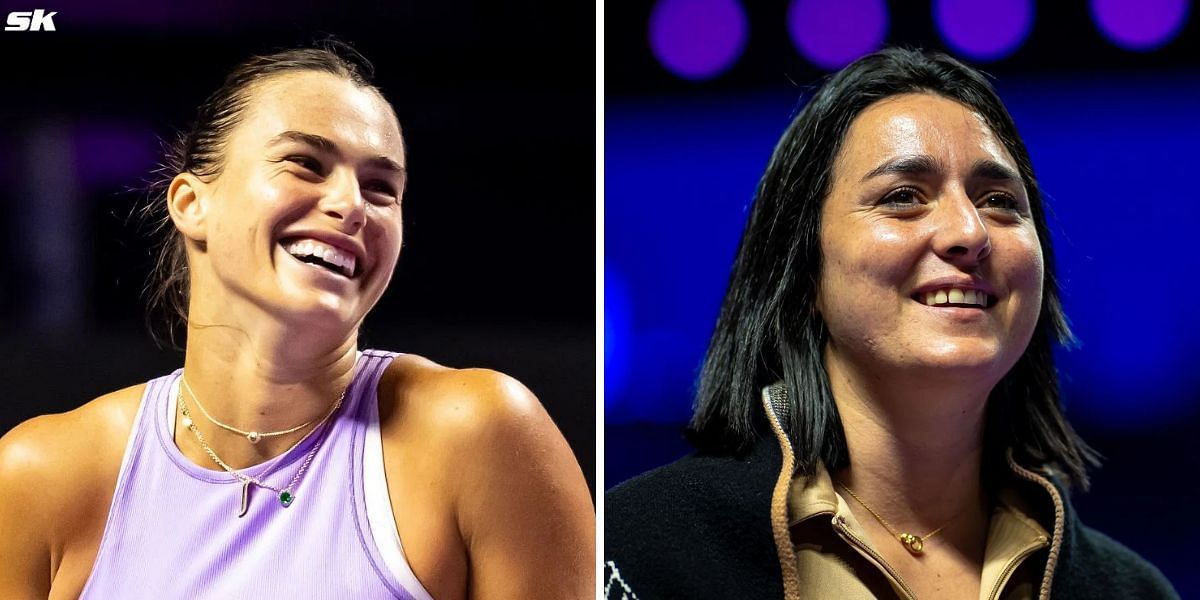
[270, 288, 362, 331]
[904, 338, 1014, 375]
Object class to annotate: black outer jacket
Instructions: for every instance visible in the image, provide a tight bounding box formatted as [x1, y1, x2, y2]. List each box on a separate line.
[605, 432, 1179, 600]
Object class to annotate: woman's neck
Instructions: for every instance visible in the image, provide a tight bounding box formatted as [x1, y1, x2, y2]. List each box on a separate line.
[824, 343, 992, 554]
[174, 308, 360, 469]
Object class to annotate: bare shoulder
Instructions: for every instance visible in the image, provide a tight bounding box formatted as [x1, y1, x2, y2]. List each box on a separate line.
[0, 384, 143, 492]
[376, 353, 590, 503]
[378, 353, 550, 448]
[377, 354, 594, 598]
[0, 384, 144, 592]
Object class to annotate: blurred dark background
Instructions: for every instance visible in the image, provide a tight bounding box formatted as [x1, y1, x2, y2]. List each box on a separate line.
[0, 1, 595, 495]
[605, 0, 1198, 593]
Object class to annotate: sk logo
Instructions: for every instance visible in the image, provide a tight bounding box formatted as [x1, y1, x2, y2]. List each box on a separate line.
[5, 9, 57, 31]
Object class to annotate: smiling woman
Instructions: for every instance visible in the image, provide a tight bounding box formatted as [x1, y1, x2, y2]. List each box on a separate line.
[604, 48, 1177, 599]
[0, 42, 594, 599]
[819, 94, 1044, 382]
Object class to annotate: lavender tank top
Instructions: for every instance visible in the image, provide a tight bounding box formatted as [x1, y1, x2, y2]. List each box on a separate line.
[81, 350, 434, 599]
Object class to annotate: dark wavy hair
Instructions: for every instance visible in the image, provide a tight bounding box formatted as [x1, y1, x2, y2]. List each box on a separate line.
[140, 39, 387, 349]
[687, 48, 1099, 489]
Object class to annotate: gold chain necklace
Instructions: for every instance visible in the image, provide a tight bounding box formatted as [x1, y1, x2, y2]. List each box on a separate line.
[181, 375, 319, 444]
[177, 384, 345, 518]
[837, 482, 950, 555]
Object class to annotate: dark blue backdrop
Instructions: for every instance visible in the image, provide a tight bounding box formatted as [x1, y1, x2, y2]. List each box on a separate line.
[607, 76, 1200, 427]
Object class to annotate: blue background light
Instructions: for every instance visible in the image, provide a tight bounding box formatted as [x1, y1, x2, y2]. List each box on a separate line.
[604, 265, 633, 408]
[648, 0, 749, 80]
[935, 0, 1033, 61]
[1092, 0, 1190, 50]
[787, 0, 888, 70]
[607, 77, 1200, 430]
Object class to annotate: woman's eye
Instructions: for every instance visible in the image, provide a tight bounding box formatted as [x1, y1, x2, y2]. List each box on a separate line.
[363, 181, 399, 202]
[982, 193, 1020, 212]
[286, 155, 324, 174]
[880, 187, 921, 208]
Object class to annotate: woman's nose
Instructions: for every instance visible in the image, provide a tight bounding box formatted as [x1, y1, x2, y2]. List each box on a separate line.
[932, 193, 991, 266]
[321, 171, 366, 232]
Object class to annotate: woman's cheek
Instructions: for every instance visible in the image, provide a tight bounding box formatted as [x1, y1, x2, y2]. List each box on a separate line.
[1006, 229, 1045, 336]
[857, 221, 920, 277]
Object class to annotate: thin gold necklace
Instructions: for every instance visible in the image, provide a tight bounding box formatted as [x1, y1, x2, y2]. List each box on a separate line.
[181, 375, 323, 444]
[177, 384, 345, 518]
[837, 482, 951, 555]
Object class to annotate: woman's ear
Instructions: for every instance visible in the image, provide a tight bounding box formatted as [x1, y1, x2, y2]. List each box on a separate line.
[167, 173, 208, 243]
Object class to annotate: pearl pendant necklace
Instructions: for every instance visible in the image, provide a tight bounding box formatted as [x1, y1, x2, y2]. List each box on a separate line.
[180, 376, 325, 444]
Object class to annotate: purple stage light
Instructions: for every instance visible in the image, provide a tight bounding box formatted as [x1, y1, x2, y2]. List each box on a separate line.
[788, 0, 888, 71]
[934, 0, 1033, 61]
[72, 122, 159, 188]
[1092, 0, 1189, 50]
[648, 0, 749, 81]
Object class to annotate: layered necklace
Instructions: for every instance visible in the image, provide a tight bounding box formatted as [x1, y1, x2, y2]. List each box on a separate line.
[837, 482, 952, 555]
[177, 375, 346, 518]
[181, 376, 315, 444]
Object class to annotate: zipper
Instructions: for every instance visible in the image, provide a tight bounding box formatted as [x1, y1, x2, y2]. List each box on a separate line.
[985, 534, 1048, 600]
[761, 392, 802, 600]
[832, 515, 919, 600]
[1005, 455, 1065, 600]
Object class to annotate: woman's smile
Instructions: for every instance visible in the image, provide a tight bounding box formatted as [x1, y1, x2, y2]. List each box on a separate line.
[276, 242, 356, 290]
[279, 232, 366, 280]
[282, 239, 357, 279]
[908, 278, 1000, 325]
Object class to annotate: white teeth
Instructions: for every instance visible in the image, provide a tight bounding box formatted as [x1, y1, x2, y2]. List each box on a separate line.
[283, 237, 357, 277]
[330, 251, 354, 276]
[921, 287, 989, 307]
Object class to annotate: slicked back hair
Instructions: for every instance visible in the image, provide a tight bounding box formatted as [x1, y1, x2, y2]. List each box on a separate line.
[687, 48, 1098, 489]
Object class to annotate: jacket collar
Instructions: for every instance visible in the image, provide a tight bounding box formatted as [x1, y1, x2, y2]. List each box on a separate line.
[759, 382, 1066, 600]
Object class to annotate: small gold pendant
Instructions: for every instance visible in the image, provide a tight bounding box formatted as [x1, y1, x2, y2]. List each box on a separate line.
[898, 533, 924, 554]
[238, 481, 251, 518]
[247, 431, 261, 444]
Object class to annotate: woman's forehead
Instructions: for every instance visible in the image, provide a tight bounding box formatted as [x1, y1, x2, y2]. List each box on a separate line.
[836, 93, 1014, 178]
[234, 71, 405, 162]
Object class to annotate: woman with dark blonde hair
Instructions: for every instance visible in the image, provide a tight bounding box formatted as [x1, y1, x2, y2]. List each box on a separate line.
[0, 42, 594, 599]
[605, 48, 1176, 599]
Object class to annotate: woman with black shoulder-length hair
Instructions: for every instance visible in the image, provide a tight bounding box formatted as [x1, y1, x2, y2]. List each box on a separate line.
[0, 41, 594, 598]
[605, 48, 1177, 600]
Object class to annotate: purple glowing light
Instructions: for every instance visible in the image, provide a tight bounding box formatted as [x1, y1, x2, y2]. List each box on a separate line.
[935, 0, 1033, 61]
[1092, 0, 1189, 50]
[73, 121, 159, 188]
[648, 0, 748, 81]
[788, 0, 888, 71]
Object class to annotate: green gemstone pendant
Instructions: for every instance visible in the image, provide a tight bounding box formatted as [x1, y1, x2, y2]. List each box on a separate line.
[279, 491, 294, 507]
